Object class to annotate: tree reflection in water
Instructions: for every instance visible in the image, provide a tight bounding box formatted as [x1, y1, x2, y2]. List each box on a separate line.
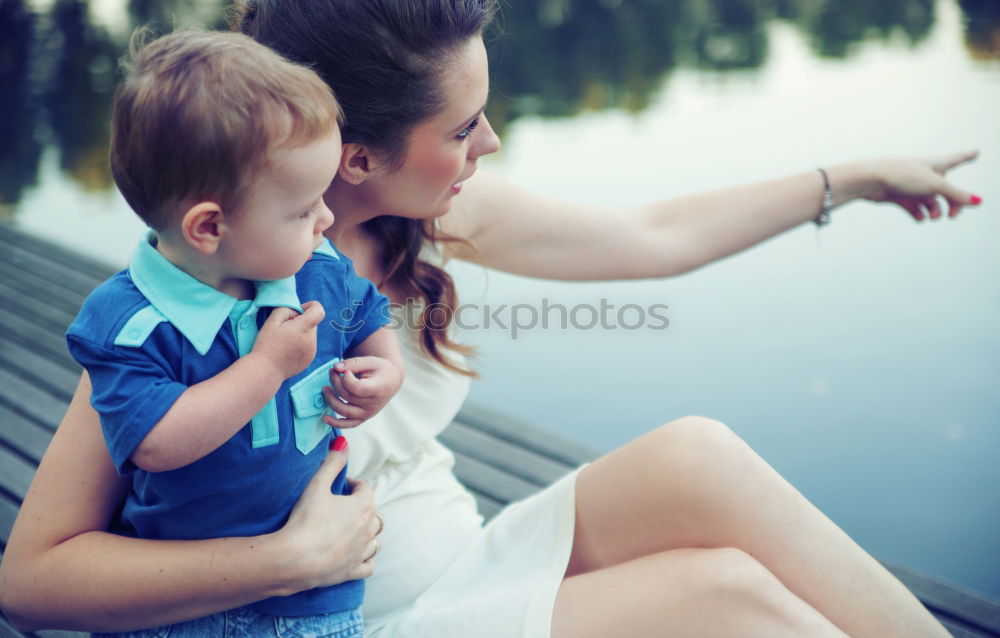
[0, 0, 42, 209]
[958, 0, 1000, 60]
[45, 0, 119, 194]
[0, 0, 995, 206]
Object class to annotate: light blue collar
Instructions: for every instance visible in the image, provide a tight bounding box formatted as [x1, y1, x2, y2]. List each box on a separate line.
[128, 234, 302, 355]
[314, 237, 340, 260]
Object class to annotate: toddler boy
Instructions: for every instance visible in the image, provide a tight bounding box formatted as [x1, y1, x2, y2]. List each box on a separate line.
[67, 29, 402, 634]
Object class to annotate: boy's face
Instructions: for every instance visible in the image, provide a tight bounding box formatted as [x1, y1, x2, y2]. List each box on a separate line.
[219, 129, 341, 282]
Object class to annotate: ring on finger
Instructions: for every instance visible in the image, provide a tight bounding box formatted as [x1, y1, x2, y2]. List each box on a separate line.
[366, 537, 380, 562]
[374, 513, 384, 536]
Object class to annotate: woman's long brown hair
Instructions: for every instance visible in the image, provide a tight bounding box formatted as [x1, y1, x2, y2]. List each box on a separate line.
[365, 216, 478, 375]
[231, 0, 498, 375]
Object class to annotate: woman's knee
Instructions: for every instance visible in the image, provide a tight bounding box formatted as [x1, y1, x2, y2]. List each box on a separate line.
[661, 414, 735, 440]
[605, 416, 758, 501]
[696, 547, 781, 594]
[647, 415, 750, 464]
[693, 548, 837, 634]
[556, 548, 826, 638]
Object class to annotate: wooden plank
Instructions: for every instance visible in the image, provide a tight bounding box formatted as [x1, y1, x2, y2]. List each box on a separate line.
[0, 259, 91, 319]
[0, 234, 108, 297]
[440, 420, 574, 486]
[0, 403, 55, 464]
[0, 224, 114, 283]
[0, 446, 35, 503]
[473, 494, 502, 522]
[0, 495, 22, 546]
[454, 402, 597, 468]
[884, 560, 1000, 636]
[0, 339, 80, 403]
[0, 277, 80, 333]
[0, 367, 70, 433]
[0, 495, 24, 550]
[941, 620, 996, 638]
[0, 305, 79, 371]
[451, 451, 553, 505]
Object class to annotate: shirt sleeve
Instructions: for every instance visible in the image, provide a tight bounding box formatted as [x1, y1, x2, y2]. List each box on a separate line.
[341, 271, 391, 352]
[66, 335, 187, 475]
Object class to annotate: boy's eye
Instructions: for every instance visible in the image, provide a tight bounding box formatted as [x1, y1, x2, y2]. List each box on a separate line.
[299, 206, 315, 219]
[457, 118, 480, 140]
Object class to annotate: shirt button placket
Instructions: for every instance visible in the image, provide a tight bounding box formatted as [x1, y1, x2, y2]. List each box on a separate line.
[234, 304, 280, 447]
[234, 309, 259, 358]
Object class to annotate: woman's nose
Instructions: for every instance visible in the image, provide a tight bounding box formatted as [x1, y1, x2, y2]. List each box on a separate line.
[470, 114, 501, 158]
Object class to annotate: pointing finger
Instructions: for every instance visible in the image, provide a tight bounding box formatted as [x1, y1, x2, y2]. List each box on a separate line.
[936, 149, 979, 173]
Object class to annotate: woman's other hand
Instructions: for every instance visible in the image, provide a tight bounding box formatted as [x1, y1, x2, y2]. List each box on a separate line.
[276, 436, 382, 591]
[846, 150, 982, 222]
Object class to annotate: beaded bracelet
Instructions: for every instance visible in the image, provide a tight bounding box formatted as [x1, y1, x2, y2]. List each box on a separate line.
[815, 167, 834, 227]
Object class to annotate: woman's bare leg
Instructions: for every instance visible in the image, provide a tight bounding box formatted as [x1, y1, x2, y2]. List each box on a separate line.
[565, 416, 947, 638]
[553, 547, 848, 638]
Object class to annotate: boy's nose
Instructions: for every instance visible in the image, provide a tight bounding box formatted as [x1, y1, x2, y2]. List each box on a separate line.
[317, 201, 334, 231]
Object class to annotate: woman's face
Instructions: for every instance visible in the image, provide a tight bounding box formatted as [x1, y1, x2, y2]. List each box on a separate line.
[368, 36, 500, 219]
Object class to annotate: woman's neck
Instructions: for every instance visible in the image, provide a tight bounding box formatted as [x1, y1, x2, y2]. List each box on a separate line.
[321, 179, 409, 304]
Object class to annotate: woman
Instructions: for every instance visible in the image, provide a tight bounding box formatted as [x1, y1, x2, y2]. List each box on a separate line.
[0, 1, 980, 635]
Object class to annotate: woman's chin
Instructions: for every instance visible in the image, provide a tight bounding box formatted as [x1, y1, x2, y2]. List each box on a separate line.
[424, 197, 456, 219]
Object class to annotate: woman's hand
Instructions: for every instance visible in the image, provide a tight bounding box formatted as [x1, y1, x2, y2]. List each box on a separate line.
[0, 376, 383, 632]
[845, 150, 982, 222]
[275, 436, 383, 592]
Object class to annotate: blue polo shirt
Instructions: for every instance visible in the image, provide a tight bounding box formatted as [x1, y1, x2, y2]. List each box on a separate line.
[66, 236, 389, 616]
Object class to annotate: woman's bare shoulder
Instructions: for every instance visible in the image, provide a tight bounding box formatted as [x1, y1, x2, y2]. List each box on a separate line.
[437, 169, 563, 262]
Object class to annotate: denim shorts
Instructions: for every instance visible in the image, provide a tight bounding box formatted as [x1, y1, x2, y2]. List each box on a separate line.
[92, 606, 363, 638]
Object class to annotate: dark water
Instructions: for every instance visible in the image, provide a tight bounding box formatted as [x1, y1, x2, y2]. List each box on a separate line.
[3, 0, 997, 207]
[1, 0, 998, 600]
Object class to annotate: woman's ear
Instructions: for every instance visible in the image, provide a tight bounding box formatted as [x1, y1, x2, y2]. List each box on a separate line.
[180, 202, 225, 255]
[338, 142, 381, 185]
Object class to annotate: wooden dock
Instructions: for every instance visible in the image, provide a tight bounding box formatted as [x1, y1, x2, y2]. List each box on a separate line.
[0, 222, 997, 637]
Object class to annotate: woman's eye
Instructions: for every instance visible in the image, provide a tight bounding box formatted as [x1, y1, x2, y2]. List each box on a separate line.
[457, 118, 480, 139]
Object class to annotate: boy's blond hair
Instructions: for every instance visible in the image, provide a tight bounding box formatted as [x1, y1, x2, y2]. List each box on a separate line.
[110, 29, 343, 231]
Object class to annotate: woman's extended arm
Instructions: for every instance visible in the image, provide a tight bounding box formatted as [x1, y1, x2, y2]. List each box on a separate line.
[0, 373, 378, 633]
[445, 151, 980, 280]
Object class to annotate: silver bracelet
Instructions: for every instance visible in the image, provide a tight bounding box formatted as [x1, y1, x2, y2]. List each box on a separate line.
[815, 167, 834, 227]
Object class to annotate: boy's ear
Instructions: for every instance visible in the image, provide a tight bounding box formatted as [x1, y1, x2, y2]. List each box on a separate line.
[180, 201, 225, 254]
[338, 143, 381, 185]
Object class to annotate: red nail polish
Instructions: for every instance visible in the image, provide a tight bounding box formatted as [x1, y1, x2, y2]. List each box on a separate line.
[970, 194, 982, 205]
[330, 436, 347, 451]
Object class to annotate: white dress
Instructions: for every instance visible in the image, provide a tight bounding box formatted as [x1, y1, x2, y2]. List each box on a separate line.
[344, 306, 581, 637]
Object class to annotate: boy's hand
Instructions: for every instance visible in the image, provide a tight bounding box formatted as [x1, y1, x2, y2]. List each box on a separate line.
[322, 357, 404, 429]
[252, 301, 325, 380]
